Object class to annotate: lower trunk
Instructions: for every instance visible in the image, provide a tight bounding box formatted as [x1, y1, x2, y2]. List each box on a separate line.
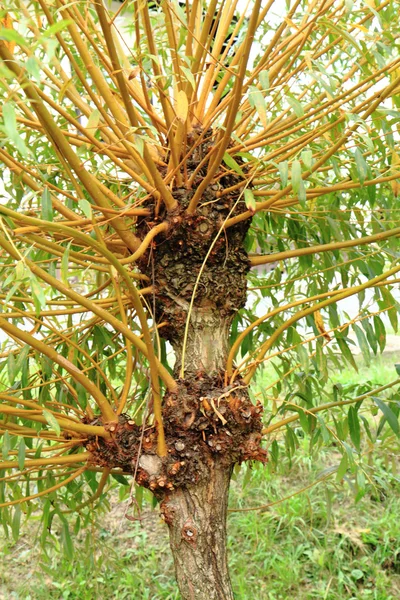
[161, 459, 234, 600]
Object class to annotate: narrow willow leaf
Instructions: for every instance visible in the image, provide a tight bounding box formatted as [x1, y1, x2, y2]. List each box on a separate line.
[61, 521, 74, 560]
[61, 242, 72, 286]
[25, 56, 41, 83]
[374, 315, 386, 352]
[259, 70, 269, 91]
[348, 406, 361, 451]
[2, 430, 10, 460]
[12, 505, 21, 542]
[18, 439, 25, 471]
[291, 160, 302, 193]
[249, 86, 267, 127]
[301, 150, 312, 170]
[78, 200, 92, 219]
[362, 320, 377, 355]
[2, 102, 28, 156]
[354, 148, 368, 184]
[287, 96, 304, 117]
[223, 152, 244, 176]
[15, 345, 30, 377]
[86, 109, 100, 133]
[7, 353, 16, 385]
[41, 187, 53, 222]
[181, 66, 195, 89]
[336, 337, 358, 371]
[244, 189, 256, 212]
[278, 161, 288, 187]
[336, 452, 348, 482]
[41, 19, 73, 37]
[379, 287, 398, 332]
[30, 277, 46, 314]
[42, 410, 61, 436]
[374, 398, 399, 436]
[0, 27, 26, 47]
[353, 324, 370, 366]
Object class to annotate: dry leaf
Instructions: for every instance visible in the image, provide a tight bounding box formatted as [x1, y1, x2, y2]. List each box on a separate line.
[314, 310, 331, 342]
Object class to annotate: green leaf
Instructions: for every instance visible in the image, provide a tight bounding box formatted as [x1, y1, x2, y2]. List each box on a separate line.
[362, 320, 377, 355]
[181, 66, 196, 89]
[42, 410, 61, 436]
[41, 187, 53, 222]
[259, 70, 269, 91]
[301, 150, 312, 170]
[86, 109, 100, 134]
[278, 161, 288, 187]
[348, 406, 361, 451]
[12, 505, 21, 542]
[42, 19, 73, 38]
[111, 474, 130, 485]
[248, 86, 267, 127]
[61, 521, 74, 560]
[78, 200, 92, 219]
[7, 353, 16, 385]
[244, 189, 256, 212]
[30, 277, 46, 315]
[61, 242, 72, 286]
[336, 337, 358, 372]
[291, 160, 302, 193]
[14, 345, 30, 380]
[353, 324, 370, 366]
[18, 439, 26, 471]
[2, 430, 10, 460]
[336, 452, 348, 482]
[374, 315, 386, 353]
[373, 398, 399, 436]
[0, 28, 26, 46]
[379, 287, 398, 333]
[287, 96, 304, 117]
[25, 56, 41, 83]
[354, 148, 368, 184]
[223, 152, 244, 176]
[2, 102, 29, 156]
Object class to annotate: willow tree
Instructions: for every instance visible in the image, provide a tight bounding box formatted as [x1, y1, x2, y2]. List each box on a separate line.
[0, 0, 399, 598]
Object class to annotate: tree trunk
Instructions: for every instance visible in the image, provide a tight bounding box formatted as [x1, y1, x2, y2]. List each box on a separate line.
[85, 174, 266, 599]
[161, 460, 234, 600]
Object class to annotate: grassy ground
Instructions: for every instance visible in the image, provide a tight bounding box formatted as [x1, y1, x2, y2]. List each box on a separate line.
[1, 353, 399, 599]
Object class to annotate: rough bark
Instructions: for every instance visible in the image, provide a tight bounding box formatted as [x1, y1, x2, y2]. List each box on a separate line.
[161, 460, 234, 600]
